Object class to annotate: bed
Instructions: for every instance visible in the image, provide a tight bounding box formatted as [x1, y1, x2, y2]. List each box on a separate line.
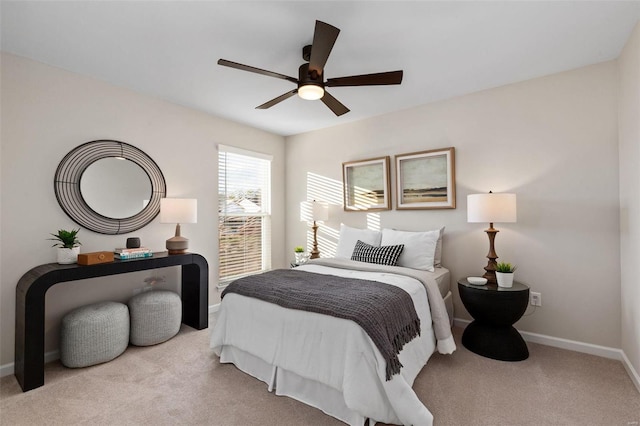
[210, 226, 456, 426]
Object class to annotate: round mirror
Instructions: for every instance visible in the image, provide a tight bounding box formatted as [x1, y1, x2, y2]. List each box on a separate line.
[54, 140, 166, 234]
[80, 158, 152, 219]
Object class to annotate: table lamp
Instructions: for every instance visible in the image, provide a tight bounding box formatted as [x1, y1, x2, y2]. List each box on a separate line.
[300, 200, 329, 259]
[467, 192, 516, 284]
[160, 198, 197, 255]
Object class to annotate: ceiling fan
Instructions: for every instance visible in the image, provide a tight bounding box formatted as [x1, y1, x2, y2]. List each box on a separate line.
[217, 20, 403, 117]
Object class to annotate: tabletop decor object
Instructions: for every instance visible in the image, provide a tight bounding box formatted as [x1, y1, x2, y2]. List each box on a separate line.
[77, 251, 114, 265]
[160, 198, 197, 254]
[467, 191, 516, 284]
[495, 262, 517, 288]
[467, 276, 487, 285]
[114, 247, 153, 260]
[126, 237, 141, 249]
[294, 246, 308, 264]
[48, 228, 81, 264]
[300, 200, 329, 259]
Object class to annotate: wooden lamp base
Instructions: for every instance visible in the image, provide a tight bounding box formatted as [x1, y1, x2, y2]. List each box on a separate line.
[310, 221, 320, 259]
[483, 224, 499, 284]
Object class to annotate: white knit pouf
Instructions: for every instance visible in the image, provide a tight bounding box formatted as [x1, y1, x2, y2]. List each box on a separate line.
[128, 290, 181, 346]
[60, 301, 130, 368]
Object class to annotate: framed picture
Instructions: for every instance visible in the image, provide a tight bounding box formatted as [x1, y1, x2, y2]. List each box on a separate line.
[395, 147, 456, 210]
[342, 156, 391, 211]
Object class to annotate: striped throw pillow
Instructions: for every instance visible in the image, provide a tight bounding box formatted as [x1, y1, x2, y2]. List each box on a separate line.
[351, 240, 404, 266]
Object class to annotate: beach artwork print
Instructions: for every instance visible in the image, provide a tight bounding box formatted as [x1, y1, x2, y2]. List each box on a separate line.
[343, 157, 391, 211]
[396, 147, 456, 210]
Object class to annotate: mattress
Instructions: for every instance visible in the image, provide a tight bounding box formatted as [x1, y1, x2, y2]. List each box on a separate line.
[431, 266, 450, 298]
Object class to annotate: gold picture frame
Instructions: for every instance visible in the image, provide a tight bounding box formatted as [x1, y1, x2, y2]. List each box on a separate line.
[395, 147, 456, 210]
[343, 156, 391, 211]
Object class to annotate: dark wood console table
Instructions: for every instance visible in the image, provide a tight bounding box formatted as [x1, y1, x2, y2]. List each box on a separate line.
[15, 252, 208, 392]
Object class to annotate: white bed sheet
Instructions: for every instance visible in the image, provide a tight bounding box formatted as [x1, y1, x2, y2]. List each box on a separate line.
[210, 264, 444, 425]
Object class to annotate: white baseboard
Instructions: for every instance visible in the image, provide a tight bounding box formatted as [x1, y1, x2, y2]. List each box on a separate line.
[2, 314, 638, 391]
[0, 304, 223, 379]
[621, 350, 640, 393]
[519, 329, 622, 360]
[0, 362, 13, 378]
[453, 317, 639, 393]
[0, 350, 60, 379]
[453, 318, 621, 359]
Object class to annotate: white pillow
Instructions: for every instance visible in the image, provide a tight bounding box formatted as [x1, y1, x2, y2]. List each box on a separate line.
[434, 226, 445, 267]
[381, 228, 440, 272]
[336, 224, 382, 259]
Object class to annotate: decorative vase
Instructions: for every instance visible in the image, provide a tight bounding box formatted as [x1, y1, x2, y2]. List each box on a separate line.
[57, 247, 80, 264]
[496, 272, 514, 288]
[295, 252, 307, 264]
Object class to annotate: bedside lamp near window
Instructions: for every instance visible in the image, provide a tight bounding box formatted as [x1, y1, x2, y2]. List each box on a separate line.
[300, 200, 329, 259]
[467, 192, 517, 284]
[160, 198, 197, 255]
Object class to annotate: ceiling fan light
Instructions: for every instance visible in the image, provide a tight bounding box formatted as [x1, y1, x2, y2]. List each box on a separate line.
[298, 84, 324, 101]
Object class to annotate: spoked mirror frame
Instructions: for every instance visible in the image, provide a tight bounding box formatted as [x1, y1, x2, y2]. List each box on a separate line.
[54, 140, 166, 235]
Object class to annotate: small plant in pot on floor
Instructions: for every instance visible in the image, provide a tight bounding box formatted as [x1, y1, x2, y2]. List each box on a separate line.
[495, 262, 517, 288]
[49, 228, 81, 264]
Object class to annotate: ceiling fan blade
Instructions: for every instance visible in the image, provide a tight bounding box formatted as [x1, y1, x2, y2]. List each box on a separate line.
[321, 91, 350, 116]
[218, 59, 298, 84]
[256, 89, 298, 109]
[308, 21, 340, 74]
[326, 70, 404, 87]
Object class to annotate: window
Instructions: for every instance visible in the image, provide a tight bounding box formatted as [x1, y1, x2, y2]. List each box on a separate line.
[218, 145, 272, 287]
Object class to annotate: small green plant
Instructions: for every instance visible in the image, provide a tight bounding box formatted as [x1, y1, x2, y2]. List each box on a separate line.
[49, 228, 81, 249]
[294, 246, 305, 253]
[496, 262, 516, 273]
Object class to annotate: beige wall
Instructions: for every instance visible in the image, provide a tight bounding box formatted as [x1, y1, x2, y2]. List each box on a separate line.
[1, 38, 634, 375]
[286, 61, 621, 348]
[0, 53, 286, 367]
[618, 22, 640, 380]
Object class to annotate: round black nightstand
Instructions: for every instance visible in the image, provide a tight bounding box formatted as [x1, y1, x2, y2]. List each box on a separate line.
[458, 278, 530, 361]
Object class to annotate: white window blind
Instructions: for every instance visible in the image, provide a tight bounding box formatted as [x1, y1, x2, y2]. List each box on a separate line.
[218, 145, 272, 287]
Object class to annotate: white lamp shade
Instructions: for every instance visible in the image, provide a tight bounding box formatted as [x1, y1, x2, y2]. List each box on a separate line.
[300, 200, 329, 222]
[160, 198, 197, 224]
[467, 193, 516, 223]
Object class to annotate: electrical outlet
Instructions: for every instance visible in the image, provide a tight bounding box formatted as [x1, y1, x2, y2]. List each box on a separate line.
[530, 292, 542, 306]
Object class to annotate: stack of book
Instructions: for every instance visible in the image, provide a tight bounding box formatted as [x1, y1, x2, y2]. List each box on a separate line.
[114, 247, 154, 260]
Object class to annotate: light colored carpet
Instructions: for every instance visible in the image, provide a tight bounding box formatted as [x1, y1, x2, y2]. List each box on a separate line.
[1, 317, 638, 425]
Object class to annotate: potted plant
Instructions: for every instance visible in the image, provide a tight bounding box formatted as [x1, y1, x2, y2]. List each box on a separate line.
[495, 262, 517, 288]
[294, 246, 307, 264]
[49, 228, 81, 264]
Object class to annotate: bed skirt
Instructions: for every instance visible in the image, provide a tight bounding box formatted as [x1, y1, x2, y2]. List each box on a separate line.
[219, 345, 368, 425]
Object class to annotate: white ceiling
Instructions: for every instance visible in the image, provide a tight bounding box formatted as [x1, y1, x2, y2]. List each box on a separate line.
[2, 1, 639, 136]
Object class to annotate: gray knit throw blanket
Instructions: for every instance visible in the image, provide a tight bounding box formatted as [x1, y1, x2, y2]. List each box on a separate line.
[221, 269, 421, 380]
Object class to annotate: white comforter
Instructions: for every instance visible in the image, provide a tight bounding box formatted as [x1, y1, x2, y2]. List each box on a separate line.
[210, 261, 454, 425]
